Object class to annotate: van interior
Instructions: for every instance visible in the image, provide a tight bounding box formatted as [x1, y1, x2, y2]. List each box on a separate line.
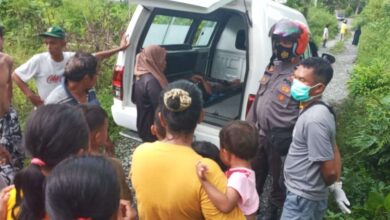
[137, 8, 249, 126]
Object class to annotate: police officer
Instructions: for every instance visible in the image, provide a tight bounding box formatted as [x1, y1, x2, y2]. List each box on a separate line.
[246, 19, 309, 219]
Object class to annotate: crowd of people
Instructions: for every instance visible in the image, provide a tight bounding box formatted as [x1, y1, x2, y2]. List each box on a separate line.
[0, 18, 352, 220]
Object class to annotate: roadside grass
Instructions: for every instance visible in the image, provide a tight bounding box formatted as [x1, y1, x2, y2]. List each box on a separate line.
[330, 41, 346, 54]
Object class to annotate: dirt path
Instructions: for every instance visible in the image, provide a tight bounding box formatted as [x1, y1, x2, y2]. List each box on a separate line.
[321, 34, 358, 105]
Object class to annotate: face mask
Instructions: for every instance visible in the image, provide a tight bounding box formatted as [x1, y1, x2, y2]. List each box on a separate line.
[291, 79, 321, 102]
[275, 43, 294, 62]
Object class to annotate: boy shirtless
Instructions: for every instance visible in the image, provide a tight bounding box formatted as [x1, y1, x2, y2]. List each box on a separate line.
[0, 26, 24, 169]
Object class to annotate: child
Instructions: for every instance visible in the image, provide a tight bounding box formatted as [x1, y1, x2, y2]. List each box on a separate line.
[196, 120, 259, 220]
[79, 105, 134, 204]
[8, 104, 90, 219]
[192, 141, 227, 172]
[45, 155, 133, 220]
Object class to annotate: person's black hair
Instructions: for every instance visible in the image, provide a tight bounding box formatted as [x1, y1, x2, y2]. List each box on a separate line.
[0, 26, 4, 38]
[13, 104, 89, 220]
[192, 141, 227, 171]
[79, 105, 108, 132]
[45, 155, 120, 220]
[299, 57, 334, 85]
[159, 80, 203, 134]
[219, 120, 258, 160]
[64, 52, 97, 82]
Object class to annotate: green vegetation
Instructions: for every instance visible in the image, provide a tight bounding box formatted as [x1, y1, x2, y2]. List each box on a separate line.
[330, 41, 345, 54]
[286, 0, 367, 16]
[0, 0, 134, 141]
[327, 0, 390, 219]
[306, 7, 339, 45]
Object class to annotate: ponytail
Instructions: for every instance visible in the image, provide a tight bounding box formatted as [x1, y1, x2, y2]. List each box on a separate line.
[13, 165, 45, 220]
[11, 104, 90, 220]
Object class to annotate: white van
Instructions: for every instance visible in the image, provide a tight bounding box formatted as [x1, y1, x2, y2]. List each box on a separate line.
[111, 0, 314, 145]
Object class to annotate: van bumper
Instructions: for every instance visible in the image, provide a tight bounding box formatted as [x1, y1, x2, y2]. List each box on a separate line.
[111, 98, 138, 131]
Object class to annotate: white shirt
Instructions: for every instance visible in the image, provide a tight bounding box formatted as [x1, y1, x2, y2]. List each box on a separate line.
[14, 52, 75, 100]
[323, 27, 329, 39]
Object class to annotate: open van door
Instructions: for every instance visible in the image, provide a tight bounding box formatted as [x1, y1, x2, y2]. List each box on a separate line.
[132, 0, 234, 14]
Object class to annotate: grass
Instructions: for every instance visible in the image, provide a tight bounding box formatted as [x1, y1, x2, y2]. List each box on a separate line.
[330, 41, 346, 54]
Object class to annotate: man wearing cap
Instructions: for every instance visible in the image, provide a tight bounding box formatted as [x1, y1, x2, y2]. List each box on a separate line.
[0, 26, 24, 169]
[12, 25, 129, 106]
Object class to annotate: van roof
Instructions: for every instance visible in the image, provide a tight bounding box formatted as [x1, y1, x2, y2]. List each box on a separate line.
[131, 0, 245, 13]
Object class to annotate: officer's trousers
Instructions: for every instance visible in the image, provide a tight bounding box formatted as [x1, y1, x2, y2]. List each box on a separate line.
[252, 135, 286, 210]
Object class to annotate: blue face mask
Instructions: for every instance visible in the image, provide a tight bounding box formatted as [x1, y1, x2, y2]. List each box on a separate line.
[291, 79, 321, 102]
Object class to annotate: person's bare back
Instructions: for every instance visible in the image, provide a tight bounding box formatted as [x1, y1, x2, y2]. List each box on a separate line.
[0, 53, 13, 117]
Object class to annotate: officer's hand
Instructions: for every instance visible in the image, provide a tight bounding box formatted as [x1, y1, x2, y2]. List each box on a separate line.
[329, 181, 351, 214]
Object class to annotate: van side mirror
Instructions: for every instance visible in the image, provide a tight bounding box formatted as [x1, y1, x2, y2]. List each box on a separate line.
[321, 53, 336, 64]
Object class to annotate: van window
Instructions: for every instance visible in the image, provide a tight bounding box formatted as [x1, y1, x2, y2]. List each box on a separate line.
[193, 20, 217, 47]
[143, 15, 193, 46]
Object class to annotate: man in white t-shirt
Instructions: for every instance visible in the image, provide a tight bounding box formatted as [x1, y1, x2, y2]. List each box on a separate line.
[12, 25, 129, 106]
[322, 24, 329, 48]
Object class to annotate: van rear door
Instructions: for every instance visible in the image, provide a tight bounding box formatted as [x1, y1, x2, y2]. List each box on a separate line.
[132, 0, 234, 14]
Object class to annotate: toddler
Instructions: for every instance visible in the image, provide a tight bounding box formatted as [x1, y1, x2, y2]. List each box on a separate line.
[196, 120, 259, 220]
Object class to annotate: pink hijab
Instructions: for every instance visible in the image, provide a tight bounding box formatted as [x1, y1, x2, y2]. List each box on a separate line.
[134, 45, 168, 87]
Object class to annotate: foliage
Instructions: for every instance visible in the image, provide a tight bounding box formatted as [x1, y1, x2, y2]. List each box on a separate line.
[1, 0, 133, 142]
[329, 41, 345, 54]
[306, 7, 339, 45]
[331, 0, 390, 218]
[286, 0, 367, 15]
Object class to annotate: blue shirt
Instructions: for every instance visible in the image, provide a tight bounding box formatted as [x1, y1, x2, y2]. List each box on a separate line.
[44, 79, 100, 106]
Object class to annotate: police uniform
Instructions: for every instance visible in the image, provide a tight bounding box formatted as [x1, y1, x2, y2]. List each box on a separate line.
[246, 60, 300, 213]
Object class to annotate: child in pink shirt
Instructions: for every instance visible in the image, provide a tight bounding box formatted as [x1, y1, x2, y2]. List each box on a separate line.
[196, 120, 259, 220]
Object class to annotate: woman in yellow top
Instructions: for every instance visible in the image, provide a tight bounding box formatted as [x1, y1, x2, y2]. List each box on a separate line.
[2, 104, 90, 220]
[131, 80, 245, 220]
[340, 20, 348, 41]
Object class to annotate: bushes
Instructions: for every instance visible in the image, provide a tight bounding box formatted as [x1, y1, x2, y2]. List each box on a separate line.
[1, 0, 132, 141]
[333, 0, 390, 218]
[306, 7, 339, 45]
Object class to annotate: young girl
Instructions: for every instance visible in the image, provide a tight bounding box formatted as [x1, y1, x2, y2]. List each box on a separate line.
[45, 155, 133, 220]
[8, 104, 90, 220]
[196, 120, 259, 220]
[79, 105, 134, 204]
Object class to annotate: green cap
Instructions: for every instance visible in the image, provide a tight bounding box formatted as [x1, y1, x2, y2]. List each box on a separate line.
[40, 26, 65, 39]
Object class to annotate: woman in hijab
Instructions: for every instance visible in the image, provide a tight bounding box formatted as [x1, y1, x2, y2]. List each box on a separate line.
[133, 45, 168, 142]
